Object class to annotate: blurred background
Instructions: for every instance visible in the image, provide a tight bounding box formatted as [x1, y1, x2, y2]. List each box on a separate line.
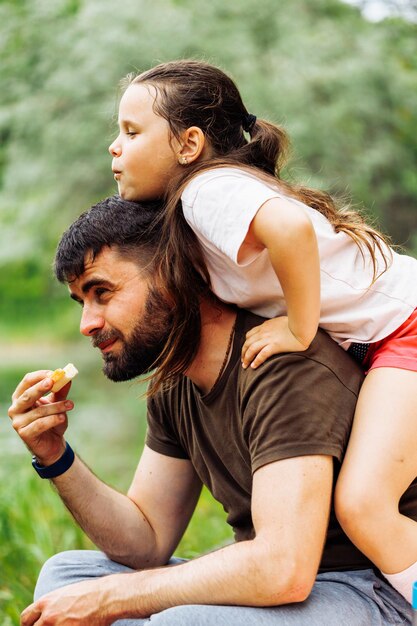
[0, 0, 416, 622]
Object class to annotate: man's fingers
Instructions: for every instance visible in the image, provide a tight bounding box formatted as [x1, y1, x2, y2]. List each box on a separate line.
[12, 370, 53, 402]
[20, 602, 41, 626]
[10, 376, 53, 416]
[21, 412, 68, 438]
[53, 380, 72, 400]
[11, 399, 73, 431]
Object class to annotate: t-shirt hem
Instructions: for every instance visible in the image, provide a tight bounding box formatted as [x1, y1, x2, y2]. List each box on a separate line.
[251, 444, 343, 474]
[145, 436, 189, 460]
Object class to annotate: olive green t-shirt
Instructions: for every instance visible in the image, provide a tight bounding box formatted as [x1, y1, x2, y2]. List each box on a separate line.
[146, 309, 417, 571]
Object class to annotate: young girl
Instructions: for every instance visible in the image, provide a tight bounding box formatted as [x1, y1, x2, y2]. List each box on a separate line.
[109, 59, 417, 602]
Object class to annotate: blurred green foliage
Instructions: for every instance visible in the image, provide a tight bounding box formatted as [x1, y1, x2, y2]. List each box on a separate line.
[0, 0, 416, 337]
[0, 3, 416, 620]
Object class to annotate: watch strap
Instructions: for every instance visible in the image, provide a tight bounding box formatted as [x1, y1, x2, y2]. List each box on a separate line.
[32, 442, 75, 479]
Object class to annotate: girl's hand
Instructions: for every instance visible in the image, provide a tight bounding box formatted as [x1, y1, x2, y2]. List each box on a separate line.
[241, 317, 310, 369]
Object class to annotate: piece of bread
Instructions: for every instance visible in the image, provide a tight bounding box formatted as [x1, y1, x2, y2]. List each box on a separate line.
[51, 363, 78, 393]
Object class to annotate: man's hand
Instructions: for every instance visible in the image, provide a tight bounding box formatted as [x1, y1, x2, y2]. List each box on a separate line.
[241, 316, 309, 369]
[8, 370, 74, 465]
[20, 577, 124, 626]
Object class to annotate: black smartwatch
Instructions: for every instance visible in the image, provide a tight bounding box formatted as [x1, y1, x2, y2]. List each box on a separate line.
[32, 442, 75, 479]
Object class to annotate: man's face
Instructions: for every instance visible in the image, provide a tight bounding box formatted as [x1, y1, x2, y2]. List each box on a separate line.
[69, 246, 171, 381]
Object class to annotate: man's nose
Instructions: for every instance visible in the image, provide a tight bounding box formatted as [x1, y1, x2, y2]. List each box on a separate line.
[108, 136, 121, 157]
[80, 307, 105, 337]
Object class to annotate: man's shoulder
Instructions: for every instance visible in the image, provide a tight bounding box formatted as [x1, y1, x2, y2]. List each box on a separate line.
[236, 310, 364, 397]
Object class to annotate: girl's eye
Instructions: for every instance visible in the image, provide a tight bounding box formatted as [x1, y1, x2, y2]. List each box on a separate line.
[126, 131, 137, 137]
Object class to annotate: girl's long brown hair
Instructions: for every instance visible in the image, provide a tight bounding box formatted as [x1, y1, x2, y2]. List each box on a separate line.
[126, 60, 392, 393]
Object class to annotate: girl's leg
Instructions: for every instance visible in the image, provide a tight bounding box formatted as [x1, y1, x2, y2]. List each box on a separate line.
[335, 367, 417, 602]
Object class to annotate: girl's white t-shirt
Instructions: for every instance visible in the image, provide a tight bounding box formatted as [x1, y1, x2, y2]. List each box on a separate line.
[181, 167, 417, 348]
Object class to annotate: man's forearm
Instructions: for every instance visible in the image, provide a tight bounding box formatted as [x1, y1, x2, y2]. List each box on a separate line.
[52, 456, 161, 568]
[102, 537, 313, 620]
[102, 456, 332, 620]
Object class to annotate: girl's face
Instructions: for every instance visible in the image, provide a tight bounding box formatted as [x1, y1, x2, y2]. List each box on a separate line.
[109, 84, 182, 201]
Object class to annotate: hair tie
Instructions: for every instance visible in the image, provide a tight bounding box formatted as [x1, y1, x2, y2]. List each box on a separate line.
[242, 113, 257, 133]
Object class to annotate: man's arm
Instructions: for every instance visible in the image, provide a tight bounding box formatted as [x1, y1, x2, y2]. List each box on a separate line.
[53, 447, 202, 568]
[8, 371, 202, 569]
[22, 453, 333, 624]
[123, 454, 333, 612]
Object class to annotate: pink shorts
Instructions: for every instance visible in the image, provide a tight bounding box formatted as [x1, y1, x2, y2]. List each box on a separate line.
[363, 307, 417, 373]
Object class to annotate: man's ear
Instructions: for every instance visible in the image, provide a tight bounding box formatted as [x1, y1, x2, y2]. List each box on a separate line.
[177, 126, 207, 164]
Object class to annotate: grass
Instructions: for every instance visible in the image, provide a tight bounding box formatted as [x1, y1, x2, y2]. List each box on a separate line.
[0, 340, 233, 624]
[0, 466, 93, 623]
[0, 464, 232, 623]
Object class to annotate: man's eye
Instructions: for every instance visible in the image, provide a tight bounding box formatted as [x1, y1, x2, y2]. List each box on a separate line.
[95, 288, 109, 298]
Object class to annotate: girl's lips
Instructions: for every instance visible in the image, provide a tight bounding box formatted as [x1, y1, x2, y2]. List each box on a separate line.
[98, 338, 117, 353]
[113, 172, 121, 180]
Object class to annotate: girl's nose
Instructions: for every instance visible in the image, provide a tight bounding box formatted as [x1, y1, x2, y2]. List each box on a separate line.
[108, 137, 121, 157]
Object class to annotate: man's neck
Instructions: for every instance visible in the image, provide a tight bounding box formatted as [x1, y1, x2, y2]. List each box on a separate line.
[185, 298, 237, 394]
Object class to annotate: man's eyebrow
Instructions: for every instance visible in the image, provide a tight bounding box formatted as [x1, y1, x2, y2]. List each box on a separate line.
[80, 278, 114, 294]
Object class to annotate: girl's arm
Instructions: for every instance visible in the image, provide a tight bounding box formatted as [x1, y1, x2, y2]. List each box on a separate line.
[241, 197, 321, 368]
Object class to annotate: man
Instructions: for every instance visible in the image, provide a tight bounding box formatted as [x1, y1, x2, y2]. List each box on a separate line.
[9, 196, 414, 625]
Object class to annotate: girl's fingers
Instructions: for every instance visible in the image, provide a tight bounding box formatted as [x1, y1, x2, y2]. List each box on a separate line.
[242, 339, 269, 368]
[250, 346, 276, 369]
[242, 333, 274, 363]
[245, 324, 263, 339]
[243, 339, 284, 368]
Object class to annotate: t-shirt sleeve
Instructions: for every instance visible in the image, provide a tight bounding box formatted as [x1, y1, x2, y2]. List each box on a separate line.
[240, 351, 359, 473]
[145, 394, 189, 460]
[181, 170, 280, 264]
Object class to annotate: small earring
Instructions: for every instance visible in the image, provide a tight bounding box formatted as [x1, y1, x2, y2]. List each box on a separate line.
[178, 156, 189, 165]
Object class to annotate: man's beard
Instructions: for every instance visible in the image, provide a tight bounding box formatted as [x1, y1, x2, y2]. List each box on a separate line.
[93, 288, 172, 382]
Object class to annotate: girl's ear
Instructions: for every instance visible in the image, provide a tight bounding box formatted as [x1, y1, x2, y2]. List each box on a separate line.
[177, 126, 207, 164]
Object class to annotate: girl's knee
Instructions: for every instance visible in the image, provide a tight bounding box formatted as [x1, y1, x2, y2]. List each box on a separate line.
[334, 477, 378, 536]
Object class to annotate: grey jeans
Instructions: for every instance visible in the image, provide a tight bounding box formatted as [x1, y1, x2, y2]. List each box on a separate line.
[34, 550, 412, 625]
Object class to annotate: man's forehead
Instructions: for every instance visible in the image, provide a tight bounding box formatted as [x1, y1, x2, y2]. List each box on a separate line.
[68, 246, 144, 294]
[70, 247, 115, 284]
[85, 245, 137, 274]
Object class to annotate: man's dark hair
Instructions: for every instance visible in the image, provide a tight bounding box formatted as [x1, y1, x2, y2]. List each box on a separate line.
[55, 195, 210, 392]
[54, 195, 163, 283]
